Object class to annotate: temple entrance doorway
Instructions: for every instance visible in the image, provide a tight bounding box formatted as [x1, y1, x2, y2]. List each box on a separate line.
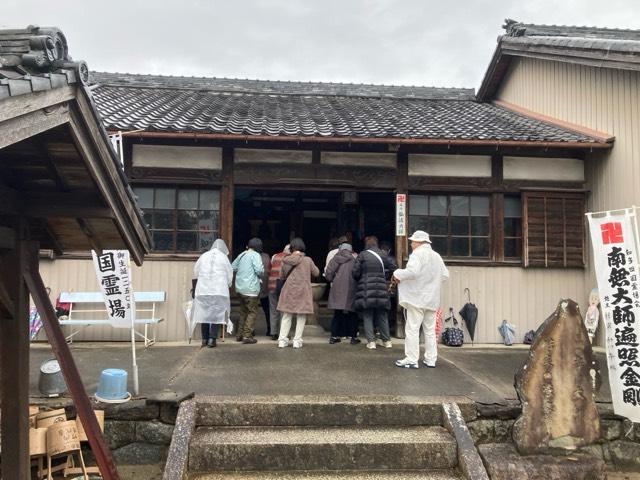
[233, 189, 395, 270]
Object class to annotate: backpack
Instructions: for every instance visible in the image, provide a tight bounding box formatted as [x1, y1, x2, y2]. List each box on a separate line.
[523, 330, 536, 345]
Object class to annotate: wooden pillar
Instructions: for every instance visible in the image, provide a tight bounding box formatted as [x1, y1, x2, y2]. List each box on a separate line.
[0, 226, 35, 480]
[220, 147, 234, 255]
[23, 250, 120, 480]
[395, 151, 409, 339]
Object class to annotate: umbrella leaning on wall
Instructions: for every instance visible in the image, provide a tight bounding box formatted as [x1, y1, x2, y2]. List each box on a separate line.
[459, 288, 478, 345]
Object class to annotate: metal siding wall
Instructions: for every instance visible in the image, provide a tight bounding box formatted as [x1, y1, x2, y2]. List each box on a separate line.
[497, 58, 640, 345]
[38, 258, 193, 342]
[38, 259, 585, 344]
[497, 57, 640, 213]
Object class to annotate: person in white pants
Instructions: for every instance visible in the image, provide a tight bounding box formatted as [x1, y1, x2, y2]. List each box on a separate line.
[392, 231, 449, 369]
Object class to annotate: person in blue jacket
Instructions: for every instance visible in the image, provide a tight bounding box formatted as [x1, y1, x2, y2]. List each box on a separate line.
[231, 237, 265, 344]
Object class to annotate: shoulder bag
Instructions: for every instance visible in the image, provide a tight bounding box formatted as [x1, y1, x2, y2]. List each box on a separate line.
[275, 262, 298, 296]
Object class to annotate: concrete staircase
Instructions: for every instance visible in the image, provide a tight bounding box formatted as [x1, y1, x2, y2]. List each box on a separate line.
[187, 396, 465, 479]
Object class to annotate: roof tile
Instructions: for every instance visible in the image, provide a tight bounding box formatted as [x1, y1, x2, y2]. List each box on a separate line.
[92, 81, 599, 144]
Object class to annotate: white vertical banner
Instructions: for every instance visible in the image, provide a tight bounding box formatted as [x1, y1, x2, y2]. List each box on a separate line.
[588, 208, 640, 422]
[396, 193, 407, 236]
[92, 250, 135, 328]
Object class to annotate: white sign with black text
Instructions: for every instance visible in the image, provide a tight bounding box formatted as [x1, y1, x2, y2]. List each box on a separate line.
[588, 208, 640, 422]
[92, 250, 135, 329]
[396, 194, 407, 237]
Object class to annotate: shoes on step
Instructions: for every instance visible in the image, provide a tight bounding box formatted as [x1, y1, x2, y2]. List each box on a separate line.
[292, 340, 303, 349]
[350, 337, 361, 345]
[395, 358, 419, 369]
[235, 336, 243, 342]
[376, 338, 393, 348]
[278, 340, 288, 348]
[207, 338, 216, 348]
[242, 337, 257, 344]
[422, 359, 436, 368]
[271, 335, 279, 341]
[366, 342, 377, 350]
[329, 337, 341, 344]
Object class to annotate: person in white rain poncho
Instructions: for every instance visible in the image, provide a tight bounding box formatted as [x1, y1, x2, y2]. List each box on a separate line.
[392, 231, 449, 369]
[192, 239, 234, 347]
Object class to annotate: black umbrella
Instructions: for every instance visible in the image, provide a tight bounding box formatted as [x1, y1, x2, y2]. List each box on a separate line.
[459, 288, 478, 343]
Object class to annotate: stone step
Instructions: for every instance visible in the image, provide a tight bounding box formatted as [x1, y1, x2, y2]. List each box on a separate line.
[190, 470, 462, 479]
[189, 425, 458, 472]
[196, 395, 476, 427]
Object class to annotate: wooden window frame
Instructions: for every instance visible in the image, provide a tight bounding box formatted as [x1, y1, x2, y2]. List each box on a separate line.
[408, 193, 493, 261]
[134, 186, 221, 254]
[522, 191, 586, 268]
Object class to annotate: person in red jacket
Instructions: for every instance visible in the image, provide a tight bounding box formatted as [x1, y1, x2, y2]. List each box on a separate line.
[267, 244, 290, 340]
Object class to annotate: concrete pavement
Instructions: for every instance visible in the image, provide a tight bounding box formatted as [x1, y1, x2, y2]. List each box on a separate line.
[28, 325, 611, 406]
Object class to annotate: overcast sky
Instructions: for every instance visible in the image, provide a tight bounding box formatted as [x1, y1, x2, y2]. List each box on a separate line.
[4, 0, 640, 91]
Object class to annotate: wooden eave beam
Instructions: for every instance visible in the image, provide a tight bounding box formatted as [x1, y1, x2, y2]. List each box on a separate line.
[76, 218, 103, 254]
[0, 85, 75, 124]
[71, 90, 150, 265]
[41, 220, 64, 256]
[0, 190, 113, 219]
[0, 104, 71, 150]
[37, 141, 71, 191]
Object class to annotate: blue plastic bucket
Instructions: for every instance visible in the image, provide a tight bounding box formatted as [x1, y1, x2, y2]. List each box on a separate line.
[96, 369, 128, 400]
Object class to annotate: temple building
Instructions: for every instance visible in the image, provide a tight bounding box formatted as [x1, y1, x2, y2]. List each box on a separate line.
[39, 20, 640, 343]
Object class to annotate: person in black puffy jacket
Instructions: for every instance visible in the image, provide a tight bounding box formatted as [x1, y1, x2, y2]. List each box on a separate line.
[352, 236, 396, 350]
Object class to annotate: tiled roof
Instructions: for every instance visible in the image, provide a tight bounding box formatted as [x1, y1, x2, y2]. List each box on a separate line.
[0, 26, 88, 99]
[92, 73, 600, 144]
[91, 72, 475, 100]
[504, 20, 640, 42]
[502, 20, 640, 55]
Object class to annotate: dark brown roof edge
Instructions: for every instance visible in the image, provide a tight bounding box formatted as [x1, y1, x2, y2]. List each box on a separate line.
[118, 130, 611, 149]
[493, 99, 615, 144]
[477, 40, 508, 102]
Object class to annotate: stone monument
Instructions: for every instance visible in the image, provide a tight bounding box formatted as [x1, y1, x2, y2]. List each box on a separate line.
[512, 299, 600, 454]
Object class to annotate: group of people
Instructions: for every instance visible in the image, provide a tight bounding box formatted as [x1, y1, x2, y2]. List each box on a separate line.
[191, 229, 449, 369]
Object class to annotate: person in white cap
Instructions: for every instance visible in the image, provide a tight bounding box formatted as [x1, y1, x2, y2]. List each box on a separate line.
[392, 230, 449, 369]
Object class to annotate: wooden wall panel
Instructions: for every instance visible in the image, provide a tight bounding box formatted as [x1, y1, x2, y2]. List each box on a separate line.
[37, 258, 586, 344]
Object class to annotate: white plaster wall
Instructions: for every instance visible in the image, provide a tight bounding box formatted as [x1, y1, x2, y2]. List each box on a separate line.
[503, 156, 585, 181]
[132, 144, 222, 169]
[408, 154, 492, 177]
[234, 149, 312, 164]
[321, 152, 397, 168]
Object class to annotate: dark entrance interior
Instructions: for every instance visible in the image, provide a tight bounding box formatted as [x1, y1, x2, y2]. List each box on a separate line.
[233, 189, 395, 270]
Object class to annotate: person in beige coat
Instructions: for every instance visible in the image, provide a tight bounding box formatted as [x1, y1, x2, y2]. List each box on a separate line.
[276, 237, 320, 349]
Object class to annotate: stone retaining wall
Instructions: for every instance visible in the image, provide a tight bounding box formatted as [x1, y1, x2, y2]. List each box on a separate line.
[466, 402, 640, 470]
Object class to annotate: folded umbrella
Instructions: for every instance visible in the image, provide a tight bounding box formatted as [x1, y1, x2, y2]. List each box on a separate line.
[459, 288, 478, 343]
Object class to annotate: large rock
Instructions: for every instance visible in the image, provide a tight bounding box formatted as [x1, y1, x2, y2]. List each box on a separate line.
[479, 443, 606, 480]
[513, 299, 600, 454]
